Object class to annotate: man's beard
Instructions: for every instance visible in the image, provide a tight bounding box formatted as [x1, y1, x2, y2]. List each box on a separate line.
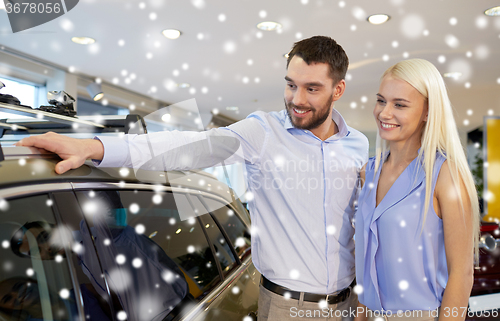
[284, 95, 333, 130]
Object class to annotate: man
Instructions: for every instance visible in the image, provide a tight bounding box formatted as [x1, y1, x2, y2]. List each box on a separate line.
[18, 36, 368, 320]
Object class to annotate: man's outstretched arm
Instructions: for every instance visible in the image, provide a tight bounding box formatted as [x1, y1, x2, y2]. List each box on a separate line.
[17, 132, 105, 174]
[16, 113, 268, 174]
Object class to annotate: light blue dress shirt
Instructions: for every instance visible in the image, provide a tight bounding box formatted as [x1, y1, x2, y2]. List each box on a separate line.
[355, 153, 448, 312]
[96, 109, 368, 294]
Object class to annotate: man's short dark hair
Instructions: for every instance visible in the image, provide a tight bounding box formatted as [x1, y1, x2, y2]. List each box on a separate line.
[10, 221, 54, 258]
[286, 36, 349, 84]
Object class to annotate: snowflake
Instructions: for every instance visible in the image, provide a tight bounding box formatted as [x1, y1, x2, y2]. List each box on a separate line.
[289, 269, 300, 279]
[132, 258, 143, 268]
[398, 280, 409, 290]
[59, 289, 70, 299]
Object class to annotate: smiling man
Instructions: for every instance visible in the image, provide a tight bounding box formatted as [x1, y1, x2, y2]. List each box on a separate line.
[19, 36, 369, 320]
[284, 43, 346, 141]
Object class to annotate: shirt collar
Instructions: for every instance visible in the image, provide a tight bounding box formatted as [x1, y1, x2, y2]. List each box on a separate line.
[284, 108, 349, 140]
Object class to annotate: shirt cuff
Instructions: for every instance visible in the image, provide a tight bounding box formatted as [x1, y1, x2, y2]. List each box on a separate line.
[92, 136, 129, 168]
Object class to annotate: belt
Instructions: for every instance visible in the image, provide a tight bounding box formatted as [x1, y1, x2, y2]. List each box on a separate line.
[260, 276, 354, 305]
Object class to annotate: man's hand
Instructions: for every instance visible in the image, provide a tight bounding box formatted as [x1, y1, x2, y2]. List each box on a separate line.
[16, 132, 105, 174]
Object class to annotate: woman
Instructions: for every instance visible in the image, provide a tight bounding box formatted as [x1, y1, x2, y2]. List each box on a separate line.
[354, 59, 479, 321]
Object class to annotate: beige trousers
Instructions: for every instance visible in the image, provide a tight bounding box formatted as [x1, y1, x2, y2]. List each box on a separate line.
[258, 284, 358, 321]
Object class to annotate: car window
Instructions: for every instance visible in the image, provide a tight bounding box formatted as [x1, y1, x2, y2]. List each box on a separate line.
[0, 194, 78, 321]
[74, 189, 223, 320]
[52, 191, 118, 321]
[204, 198, 251, 260]
[198, 213, 237, 278]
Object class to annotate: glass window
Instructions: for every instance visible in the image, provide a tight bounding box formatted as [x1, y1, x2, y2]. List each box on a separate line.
[0, 194, 78, 321]
[74, 190, 222, 320]
[198, 213, 237, 278]
[0, 77, 38, 108]
[205, 198, 251, 260]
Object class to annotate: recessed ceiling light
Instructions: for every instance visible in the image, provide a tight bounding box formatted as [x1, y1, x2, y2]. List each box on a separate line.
[71, 37, 96, 45]
[443, 72, 462, 79]
[367, 14, 390, 25]
[162, 29, 181, 39]
[484, 6, 500, 16]
[226, 106, 239, 111]
[177, 83, 190, 88]
[161, 113, 171, 122]
[257, 21, 282, 31]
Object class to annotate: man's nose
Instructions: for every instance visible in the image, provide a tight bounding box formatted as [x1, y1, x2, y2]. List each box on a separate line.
[292, 88, 307, 106]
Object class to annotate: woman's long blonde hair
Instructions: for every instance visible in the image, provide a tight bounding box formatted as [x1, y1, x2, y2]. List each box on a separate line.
[374, 58, 480, 262]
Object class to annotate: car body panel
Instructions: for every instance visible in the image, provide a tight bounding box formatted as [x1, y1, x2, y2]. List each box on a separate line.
[0, 146, 260, 321]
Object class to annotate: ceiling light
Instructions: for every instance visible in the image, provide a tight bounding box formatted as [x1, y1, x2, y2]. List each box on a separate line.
[226, 106, 239, 111]
[257, 21, 282, 31]
[367, 14, 390, 25]
[162, 29, 181, 39]
[86, 82, 104, 101]
[71, 37, 96, 45]
[484, 6, 500, 16]
[177, 83, 190, 88]
[443, 72, 462, 79]
[161, 113, 171, 122]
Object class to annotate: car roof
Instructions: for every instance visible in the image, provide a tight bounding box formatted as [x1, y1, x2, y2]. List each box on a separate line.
[0, 146, 236, 203]
[1, 103, 239, 204]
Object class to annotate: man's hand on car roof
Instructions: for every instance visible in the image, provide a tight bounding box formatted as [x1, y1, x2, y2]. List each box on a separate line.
[16, 132, 105, 174]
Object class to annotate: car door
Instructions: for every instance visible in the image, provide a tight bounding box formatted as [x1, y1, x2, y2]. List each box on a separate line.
[188, 196, 259, 321]
[69, 182, 259, 321]
[0, 185, 119, 321]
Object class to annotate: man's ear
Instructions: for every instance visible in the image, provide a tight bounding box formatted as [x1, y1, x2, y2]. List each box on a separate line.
[332, 79, 346, 101]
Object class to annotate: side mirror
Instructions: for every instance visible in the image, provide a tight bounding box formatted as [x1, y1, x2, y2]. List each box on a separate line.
[479, 234, 497, 251]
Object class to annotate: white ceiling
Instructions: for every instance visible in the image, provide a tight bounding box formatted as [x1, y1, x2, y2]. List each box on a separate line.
[0, 0, 499, 132]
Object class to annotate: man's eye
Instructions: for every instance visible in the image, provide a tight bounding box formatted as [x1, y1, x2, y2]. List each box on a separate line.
[2, 294, 12, 304]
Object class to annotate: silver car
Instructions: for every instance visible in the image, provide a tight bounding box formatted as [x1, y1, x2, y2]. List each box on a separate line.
[0, 146, 260, 321]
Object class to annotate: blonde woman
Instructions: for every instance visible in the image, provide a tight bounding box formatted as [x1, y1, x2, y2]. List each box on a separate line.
[354, 59, 479, 321]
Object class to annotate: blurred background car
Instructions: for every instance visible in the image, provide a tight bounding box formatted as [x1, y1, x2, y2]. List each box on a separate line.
[468, 221, 500, 320]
